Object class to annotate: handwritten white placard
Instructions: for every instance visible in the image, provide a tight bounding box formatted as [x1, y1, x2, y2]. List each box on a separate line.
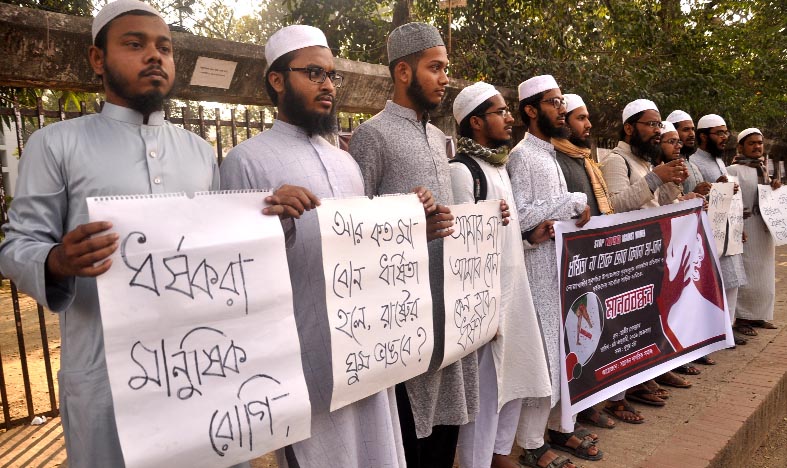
[317, 194, 433, 411]
[726, 176, 744, 255]
[441, 200, 501, 368]
[87, 191, 311, 468]
[758, 185, 787, 246]
[708, 182, 733, 255]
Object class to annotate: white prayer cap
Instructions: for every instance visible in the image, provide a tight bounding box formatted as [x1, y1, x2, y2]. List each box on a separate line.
[265, 25, 329, 69]
[661, 121, 677, 134]
[453, 82, 500, 124]
[518, 75, 559, 101]
[666, 110, 692, 124]
[564, 94, 586, 113]
[92, 0, 162, 43]
[696, 114, 726, 130]
[622, 99, 658, 123]
[737, 127, 762, 144]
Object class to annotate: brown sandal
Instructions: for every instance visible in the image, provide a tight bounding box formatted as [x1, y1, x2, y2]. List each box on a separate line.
[603, 400, 645, 424]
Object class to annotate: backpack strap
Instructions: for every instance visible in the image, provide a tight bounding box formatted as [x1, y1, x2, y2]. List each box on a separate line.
[449, 153, 488, 202]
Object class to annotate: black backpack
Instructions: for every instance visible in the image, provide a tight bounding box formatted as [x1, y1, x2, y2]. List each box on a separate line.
[449, 153, 488, 202]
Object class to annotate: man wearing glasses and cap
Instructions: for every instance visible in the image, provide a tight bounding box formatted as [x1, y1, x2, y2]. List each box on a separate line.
[221, 24, 408, 468]
[600, 99, 686, 214]
[507, 75, 600, 468]
[449, 82, 551, 468]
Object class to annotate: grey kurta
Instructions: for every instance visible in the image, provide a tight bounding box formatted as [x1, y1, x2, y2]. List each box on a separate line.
[506, 134, 587, 407]
[349, 101, 479, 438]
[691, 148, 747, 289]
[0, 103, 219, 468]
[726, 164, 774, 321]
[682, 158, 705, 195]
[220, 120, 405, 468]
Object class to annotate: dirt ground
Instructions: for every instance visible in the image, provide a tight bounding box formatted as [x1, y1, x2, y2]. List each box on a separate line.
[0, 280, 60, 427]
[752, 416, 787, 468]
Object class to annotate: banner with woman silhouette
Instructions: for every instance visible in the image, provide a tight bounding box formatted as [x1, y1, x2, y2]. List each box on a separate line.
[554, 199, 734, 429]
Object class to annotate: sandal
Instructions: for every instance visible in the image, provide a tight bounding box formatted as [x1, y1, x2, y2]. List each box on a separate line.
[733, 333, 748, 345]
[572, 425, 598, 443]
[674, 363, 701, 375]
[694, 355, 716, 365]
[655, 371, 692, 388]
[603, 400, 645, 424]
[643, 379, 670, 399]
[548, 430, 604, 461]
[750, 320, 778, 329]
[626, 386, 666, 406]
[519, 444, 576, 468]
[733, 322, 758, 336]
[577, 406, 616, 429]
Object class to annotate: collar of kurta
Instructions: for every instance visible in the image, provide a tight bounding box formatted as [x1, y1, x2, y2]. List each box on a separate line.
[101, 102, 165, 126]
[616, 140, 650, 168]
[524, 132, 555, 153]
[271, 119, 311, 139]
[384, 100, 430, 124]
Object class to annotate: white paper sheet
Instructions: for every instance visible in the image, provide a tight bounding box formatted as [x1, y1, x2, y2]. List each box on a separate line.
[317, 194, 433, 411]
[88, 191, 311, 468]
[440, 200, 501, 368]
[758, 184, 787, 246]
[726, 176, 744, 255]
[708, 182, 733, 255]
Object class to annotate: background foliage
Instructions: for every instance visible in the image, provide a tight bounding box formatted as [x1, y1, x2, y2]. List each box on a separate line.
[2, 0, 784, 143]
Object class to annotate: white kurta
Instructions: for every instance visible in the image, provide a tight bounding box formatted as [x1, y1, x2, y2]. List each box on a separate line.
[450, 156, 552, 408]
[726, 164, 775, 321]
[0, 103, 221, 468]
[220, 120, 405, 468]
[451, 153, 552, 467]
[506, 134, 587, 407]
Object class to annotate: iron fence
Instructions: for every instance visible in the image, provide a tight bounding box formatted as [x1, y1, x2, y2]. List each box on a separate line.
[0, 96, 364, 428]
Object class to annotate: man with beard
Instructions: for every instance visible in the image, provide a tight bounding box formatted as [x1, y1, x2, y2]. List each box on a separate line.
[449, 82, 552, 468]
[727, 128, 781, 335]
[600, 99, 686, 213]
[221, 25, 409, 468]
[554, 93, 614, 217]
[598, 100, 688, 422]
[691, 114, 748, 347]
[666, 110, 712, 197]
[0, 1, 248, 466]
[349, 23, 483, 468]
[507, 75, 599, 468]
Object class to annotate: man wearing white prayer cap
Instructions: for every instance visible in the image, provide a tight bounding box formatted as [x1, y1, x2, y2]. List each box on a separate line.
[222, 24, 407, 468]
[599, 99, 686, 214]
[350, 23, 479, 468]
[728, 127, 781, 338]
[598, 102, 696, 419]
[690, 113, 748, 346]
[666, 110, 698, 158]
[449, 83, 551, 468]
[508, 76, 599, 468]
[0, 2, 260, 466]
[555, 93, 615, 217]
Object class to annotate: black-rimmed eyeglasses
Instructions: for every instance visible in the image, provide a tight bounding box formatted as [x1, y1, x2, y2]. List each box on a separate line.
[282, 67, 344, 87]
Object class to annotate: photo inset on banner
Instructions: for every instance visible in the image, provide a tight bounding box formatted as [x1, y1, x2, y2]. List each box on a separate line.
[564, 292, 604, 380]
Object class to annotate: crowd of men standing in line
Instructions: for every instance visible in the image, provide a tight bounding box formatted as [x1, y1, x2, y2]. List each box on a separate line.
[0, 1, 780, 467]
